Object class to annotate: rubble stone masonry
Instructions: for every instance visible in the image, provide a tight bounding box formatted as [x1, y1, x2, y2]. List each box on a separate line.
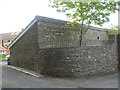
[10, 19, 118, 77]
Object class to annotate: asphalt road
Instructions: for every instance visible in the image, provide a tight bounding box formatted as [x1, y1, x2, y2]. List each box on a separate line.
[1, 61, 119, 88]
[2, 66, 72, 88]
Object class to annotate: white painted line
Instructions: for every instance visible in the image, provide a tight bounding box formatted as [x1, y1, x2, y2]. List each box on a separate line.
[4, 65, 43, 78]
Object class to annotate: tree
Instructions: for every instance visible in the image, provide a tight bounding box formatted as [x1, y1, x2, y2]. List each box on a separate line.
[49, 0, 119, 46]
[108, 25, 120, 35]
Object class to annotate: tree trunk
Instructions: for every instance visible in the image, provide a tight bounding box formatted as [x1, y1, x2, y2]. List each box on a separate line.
[79, 30, 83, 46]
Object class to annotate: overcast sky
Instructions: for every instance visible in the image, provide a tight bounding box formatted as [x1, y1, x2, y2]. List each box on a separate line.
[0, 0, 118, 34]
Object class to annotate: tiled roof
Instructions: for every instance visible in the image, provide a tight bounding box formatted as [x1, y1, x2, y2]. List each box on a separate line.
[0, 32, 20, 41]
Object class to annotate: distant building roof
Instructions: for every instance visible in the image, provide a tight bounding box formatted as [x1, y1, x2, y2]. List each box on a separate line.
[0, 32, 20, 41]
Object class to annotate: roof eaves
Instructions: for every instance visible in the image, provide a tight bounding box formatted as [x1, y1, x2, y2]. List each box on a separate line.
[35, 15, 69, 24]
[8, 18, 37, 49]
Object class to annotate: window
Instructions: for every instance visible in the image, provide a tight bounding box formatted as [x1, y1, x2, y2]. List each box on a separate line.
[0, 50, 5, 54]
[4, 40, 8, 45]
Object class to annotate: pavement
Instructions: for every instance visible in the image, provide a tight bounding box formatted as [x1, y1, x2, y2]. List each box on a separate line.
[0, 61, 7, 66]
[1, 61, 119, 88]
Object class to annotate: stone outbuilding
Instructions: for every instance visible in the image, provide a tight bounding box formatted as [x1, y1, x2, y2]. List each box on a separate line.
[8, 16, 118, 77]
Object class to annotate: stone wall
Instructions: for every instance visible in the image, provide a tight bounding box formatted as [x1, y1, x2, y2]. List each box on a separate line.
[37, 21, 109, 48]
[34, 46, 117, 77]
[9, 19, 118, 78]
[10, 22, 39, 71]
[82, 29, 108, 46]
[117, 34, 120, 71]
[37, 22, 80, 48]
[10, 43, 118, 77]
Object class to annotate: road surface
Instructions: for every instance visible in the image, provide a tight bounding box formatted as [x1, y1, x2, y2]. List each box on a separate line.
[1, 61, 119, 88]
[2, 66, 72, 88]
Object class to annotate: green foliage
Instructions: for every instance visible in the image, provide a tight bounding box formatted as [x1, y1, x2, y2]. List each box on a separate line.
[0, 54, 6, 61]
[49, 1, 119, 27]
[49, 0, 119, 46]
[108, 25, 120, 35]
